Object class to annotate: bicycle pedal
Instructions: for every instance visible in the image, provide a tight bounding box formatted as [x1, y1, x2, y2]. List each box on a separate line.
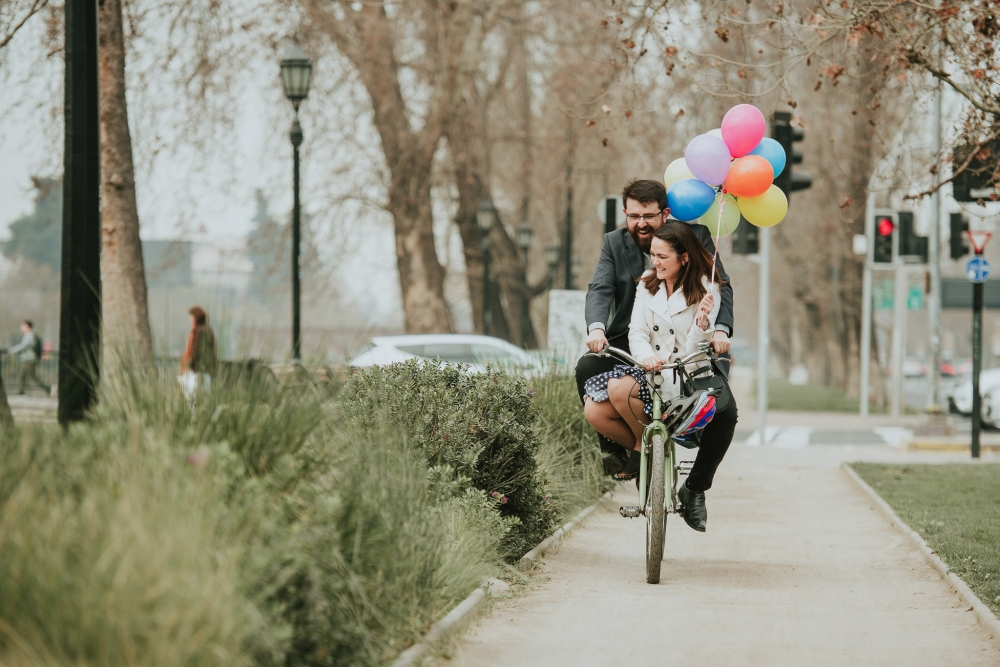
[676, 461, 695, 475]
[619, 505, 642, 518]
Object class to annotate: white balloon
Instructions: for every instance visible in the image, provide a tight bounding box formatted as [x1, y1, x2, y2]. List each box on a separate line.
[664, 158, 696, 189]
[708, 128, 724, 140]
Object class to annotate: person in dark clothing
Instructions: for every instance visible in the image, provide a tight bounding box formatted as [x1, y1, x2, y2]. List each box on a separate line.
[576, 179, 738, 532]
[180, 306, 217, 394]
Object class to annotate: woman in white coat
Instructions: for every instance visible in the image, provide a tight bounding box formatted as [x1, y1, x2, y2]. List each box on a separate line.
[584, 222, 737, 531]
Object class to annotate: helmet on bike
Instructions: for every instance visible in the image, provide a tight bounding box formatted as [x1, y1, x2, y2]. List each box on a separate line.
[668, 391, 716, 445]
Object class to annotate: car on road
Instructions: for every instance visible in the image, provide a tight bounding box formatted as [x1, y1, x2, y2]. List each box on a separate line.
[948, 367, 1000, 415]
[903, 358, 928, 378]
[348, 334, 543, 375]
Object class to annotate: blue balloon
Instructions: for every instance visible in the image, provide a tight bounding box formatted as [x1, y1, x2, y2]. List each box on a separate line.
[749, 138, 787, 177]
[667, 179, 716, 221]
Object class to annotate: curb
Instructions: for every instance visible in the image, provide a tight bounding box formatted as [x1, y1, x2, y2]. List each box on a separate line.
[842, 464, 1000, 644]
[518, 490, 613, 570]
[390, 489, 613, 667]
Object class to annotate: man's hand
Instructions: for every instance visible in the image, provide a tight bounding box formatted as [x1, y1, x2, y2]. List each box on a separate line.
[586, 328, 609, 353]
[711, 330, 731, 355]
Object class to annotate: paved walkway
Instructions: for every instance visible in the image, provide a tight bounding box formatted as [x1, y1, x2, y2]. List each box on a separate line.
[448, 445, 1000, 666]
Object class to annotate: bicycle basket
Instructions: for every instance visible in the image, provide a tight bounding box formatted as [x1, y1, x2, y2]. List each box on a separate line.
[670, 392, 716, 446]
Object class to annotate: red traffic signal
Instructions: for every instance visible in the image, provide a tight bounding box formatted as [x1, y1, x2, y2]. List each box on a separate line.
[877, 216, 894, 237]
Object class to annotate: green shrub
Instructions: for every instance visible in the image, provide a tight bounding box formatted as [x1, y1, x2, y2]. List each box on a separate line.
[339, 361, 556, 558]
[256, 424, 511, 666]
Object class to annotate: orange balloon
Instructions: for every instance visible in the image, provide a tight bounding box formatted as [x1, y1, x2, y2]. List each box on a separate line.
[724, 155, 774, 198]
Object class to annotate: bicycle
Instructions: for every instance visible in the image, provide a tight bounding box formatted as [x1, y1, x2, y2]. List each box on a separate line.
[588, 344, 720, 584]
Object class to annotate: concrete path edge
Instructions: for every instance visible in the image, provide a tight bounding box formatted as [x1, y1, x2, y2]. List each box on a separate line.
[842, 463, 1000, 644]
[390, 489, 614, 667]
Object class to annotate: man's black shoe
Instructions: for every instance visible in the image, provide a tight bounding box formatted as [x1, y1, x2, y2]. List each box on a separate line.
[602, 449, 628, 476]
[677, 481, 707, 532]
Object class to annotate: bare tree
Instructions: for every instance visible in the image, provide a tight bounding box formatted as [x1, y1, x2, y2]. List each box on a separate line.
[0, 0, 47, 51]
[301, 1, 517, 333]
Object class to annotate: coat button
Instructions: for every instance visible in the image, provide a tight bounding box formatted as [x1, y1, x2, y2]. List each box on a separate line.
[670, 329, 674, 334]
[653, 325, 659, 331]
[673, 347, 679, 353]
[655, 345, 660, 351]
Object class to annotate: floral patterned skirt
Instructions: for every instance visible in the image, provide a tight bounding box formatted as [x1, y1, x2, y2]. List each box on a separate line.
[583, 364, 653, 419]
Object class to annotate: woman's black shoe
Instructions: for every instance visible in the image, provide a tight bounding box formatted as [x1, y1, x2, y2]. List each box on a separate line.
[602, 449, 628, 476]
[612, 450, 641, 482]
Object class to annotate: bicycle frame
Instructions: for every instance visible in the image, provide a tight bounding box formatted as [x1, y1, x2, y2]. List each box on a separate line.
[595, 345, 714, 518]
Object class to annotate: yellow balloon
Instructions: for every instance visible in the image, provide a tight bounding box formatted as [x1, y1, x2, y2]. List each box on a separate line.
[664, 158, 696, 190]
[737, 185, 788, 227]
[697, 193, 740, 237]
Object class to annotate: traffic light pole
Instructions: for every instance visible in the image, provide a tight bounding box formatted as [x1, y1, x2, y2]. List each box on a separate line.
[890, 244, 907, 418]
[926, 82, 943, 412]
[972, 273, 983, 459]
[757, 226, 771, 445]
[860, 191, 875, 417]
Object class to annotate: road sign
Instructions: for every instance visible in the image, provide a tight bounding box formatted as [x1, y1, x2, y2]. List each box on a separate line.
[596, 195, 624, 232]
[966, 256, 990, 283]
[907, 286, 924, 311]
[967, 230, 992, 255]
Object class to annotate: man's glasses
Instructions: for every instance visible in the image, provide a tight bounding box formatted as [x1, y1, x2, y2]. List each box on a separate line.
[625, 212, 663, 223]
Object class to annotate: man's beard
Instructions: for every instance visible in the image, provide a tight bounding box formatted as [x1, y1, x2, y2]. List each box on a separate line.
[630, 226, 653, 252]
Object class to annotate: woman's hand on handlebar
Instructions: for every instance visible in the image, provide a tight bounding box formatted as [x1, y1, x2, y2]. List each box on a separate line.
[642, 357, 664, 371]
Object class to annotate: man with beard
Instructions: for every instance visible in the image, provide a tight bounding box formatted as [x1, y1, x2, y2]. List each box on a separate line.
[576, 179, 735, 526]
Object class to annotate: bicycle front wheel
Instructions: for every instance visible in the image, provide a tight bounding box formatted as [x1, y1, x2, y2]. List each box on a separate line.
[646, 432, 666, 584]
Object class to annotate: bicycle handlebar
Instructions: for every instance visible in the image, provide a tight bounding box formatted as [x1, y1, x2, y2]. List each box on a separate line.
[591, 343, 719, 371]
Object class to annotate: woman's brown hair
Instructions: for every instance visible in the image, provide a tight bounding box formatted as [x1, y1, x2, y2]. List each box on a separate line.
[640, 222, 723, 306]
[189, 306, 207, 327]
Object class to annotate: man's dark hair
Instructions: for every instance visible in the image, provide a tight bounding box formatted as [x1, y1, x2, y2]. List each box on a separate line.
[622, 179, 667, 211]
[23, 320, 33, 329]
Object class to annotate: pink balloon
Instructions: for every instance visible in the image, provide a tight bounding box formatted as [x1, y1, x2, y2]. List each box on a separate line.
[721, 104, 766, 158]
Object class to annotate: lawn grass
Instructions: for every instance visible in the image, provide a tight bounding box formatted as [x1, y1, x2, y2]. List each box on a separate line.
[766, 378, 894, 413]
[850, 462, 1000, 615]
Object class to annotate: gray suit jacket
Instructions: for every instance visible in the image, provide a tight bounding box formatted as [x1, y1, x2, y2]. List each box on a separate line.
[585, 225, 734, 350]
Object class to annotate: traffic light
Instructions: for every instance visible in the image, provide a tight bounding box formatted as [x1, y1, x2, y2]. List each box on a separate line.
[951, 139, 999, 202]
[873, 210, 895, 264]
[897, 211, 928, 263]
[731, 219, 758, 254]
[950, 213, 970, 259]
[771, 111, 812, 196]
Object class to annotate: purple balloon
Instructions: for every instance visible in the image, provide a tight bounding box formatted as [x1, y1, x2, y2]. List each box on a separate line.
[685, 134, 732, 186]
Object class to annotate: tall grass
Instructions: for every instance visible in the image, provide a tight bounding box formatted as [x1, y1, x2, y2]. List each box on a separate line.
[0, 350, 605, 666]
[530, 373, 611, 519]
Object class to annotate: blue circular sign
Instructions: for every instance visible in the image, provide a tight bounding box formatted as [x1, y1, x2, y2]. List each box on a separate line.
[966, 257, 991, 284]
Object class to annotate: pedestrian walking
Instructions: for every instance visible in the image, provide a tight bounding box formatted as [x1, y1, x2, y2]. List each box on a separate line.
[178, 306, 217, 397]
[6, 320, 51, 396]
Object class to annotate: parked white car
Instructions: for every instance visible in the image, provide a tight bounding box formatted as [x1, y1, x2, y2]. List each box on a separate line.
[948, 367, 1000, 415]
[348, 334, 543, 375]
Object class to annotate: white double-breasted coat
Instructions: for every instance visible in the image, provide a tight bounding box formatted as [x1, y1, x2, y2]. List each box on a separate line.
[628, 272, 721, 401]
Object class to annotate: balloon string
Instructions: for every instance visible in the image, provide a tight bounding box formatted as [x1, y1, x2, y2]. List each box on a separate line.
[710, 196, 725, 285]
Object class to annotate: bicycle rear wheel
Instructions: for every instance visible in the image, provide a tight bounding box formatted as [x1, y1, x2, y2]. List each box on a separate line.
[646, 433, 666, 584]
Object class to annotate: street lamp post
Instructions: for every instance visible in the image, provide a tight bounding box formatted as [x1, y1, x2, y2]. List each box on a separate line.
[476, 199, 498, 335]
[279, 43, 312, 362]
[516, 219, 534, 346]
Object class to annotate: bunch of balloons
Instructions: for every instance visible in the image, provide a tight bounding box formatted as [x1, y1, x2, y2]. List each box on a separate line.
[663, 104, 788, 236]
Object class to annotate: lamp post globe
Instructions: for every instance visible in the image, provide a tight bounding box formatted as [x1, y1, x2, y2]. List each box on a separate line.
[280, 42, 313, 108]
[545, 242, 560, 270]
[517, 220, 533, 253]
[280, 42, 312, 363]
[476, 199, 497, 232]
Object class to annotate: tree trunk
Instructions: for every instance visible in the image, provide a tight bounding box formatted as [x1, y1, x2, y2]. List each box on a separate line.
[98, 0, 153, 366]
[0, 376, 13, 431]
[388, 168, 452, 332]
